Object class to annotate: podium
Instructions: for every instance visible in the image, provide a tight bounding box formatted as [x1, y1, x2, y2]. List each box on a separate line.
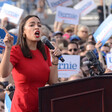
[38, 75, 112, 112]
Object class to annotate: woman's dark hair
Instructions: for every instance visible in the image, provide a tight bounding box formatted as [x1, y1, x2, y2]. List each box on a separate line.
[16, 15, 47, 60]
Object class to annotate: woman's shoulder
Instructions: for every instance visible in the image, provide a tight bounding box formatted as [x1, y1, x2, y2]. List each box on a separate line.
[11, 45, 22, 54]
[11, 45, 21, 50]
[10, 45, 22, 66]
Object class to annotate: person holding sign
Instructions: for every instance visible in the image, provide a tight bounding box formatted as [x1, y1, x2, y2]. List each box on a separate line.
[95, 41, 106, 69]
[0, 17, 16, 31]
[0, 15, 62, 112]
[33, 0, 48, 25]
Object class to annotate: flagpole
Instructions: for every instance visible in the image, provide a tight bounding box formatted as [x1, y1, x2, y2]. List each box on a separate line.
[103, 0, 106, 20]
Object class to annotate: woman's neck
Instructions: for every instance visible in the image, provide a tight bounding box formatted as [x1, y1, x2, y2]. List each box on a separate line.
[27, 41, 37, 50]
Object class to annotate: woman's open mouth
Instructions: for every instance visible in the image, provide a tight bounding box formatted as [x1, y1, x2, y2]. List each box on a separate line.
[35, 30, 40, 38]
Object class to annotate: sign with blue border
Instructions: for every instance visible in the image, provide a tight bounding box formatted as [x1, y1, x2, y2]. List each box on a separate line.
[58, 55, 80, 78]
[0, 28, 18, 53]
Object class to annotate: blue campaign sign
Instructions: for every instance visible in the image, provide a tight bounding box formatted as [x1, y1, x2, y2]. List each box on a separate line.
[5, 92, 12, 112]
[93, 14, 112, 46]
[0, 28, 18, 53]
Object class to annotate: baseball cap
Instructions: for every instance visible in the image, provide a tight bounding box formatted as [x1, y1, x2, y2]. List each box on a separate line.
[70, 35, 81, 41]
[53, 31, 63, 37]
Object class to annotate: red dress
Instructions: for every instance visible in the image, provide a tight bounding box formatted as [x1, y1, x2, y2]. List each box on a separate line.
[10, 45, 51, 112]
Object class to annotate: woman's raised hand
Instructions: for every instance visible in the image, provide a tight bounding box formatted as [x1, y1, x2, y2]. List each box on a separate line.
[50, 42, 62, 63]
[3, 27, 14, 49]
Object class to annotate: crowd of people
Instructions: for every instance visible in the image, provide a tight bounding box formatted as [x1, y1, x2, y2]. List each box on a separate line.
[0, 0, 112, 112]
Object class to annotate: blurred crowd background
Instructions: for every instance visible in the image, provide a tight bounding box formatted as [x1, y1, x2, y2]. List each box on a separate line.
[0, 0, 112, 111]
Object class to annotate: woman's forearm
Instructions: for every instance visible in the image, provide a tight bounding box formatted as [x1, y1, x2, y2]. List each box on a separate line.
[49, 64, 58, 85]
[98, 51, 106, 68]
[0, 47, 12, 77]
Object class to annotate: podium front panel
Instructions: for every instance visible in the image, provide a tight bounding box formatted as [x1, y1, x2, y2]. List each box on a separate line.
[51, 89, 104, 112]
[39, 75, 112, 112]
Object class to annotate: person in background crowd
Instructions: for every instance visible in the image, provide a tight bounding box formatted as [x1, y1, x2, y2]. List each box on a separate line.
[52, 31, 63, 43]
[80, 56, 90, 77]
[63, 26, 74, 41]
[86, 41, 96, 52]
[8, 27, 19, 36]
[87, 33, 95, 43]
[67, 41, 79, 55]
[97, 0, 108, 25]
[95, 41, 106, 69]
[53, 21, 64, 33]
[78, 40, 87, 57]
[52, 31, 69, 52]
[106, 36, 112, 52]
[33, 0, 48, 25]
[77, 25, 89, 42]
[0, 15, 62, 112]
[70, 34, 81, 42]
[67, 72, 84, 81]
[20, 0, 35, 14]
[101, 43, 110, 54]
[64, 26, 74, 37]
[41, 25, 52, 40]
[0, 17, 16, 31]
[0, 101, 4, 112]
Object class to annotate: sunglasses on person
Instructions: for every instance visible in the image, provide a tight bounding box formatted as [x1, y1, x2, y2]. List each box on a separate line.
[68, 48, 78, 52]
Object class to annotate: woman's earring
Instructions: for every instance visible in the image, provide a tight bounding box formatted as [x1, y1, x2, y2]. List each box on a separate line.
[23, 34, 26, 38]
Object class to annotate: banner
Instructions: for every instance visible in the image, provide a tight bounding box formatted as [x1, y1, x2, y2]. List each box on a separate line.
[93, 14, 112, 46]
[5, 92, 11, 112]
[74, 0, 97, 16]
[0, 28, 18, 53]
[58, 55, 80, 78]
[55, 6, 80, 25]
[46, 0, 73, 12]
[0, 3, 24, 24]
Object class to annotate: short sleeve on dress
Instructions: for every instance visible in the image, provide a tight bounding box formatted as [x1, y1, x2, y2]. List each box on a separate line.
[10, 45, 21, 67]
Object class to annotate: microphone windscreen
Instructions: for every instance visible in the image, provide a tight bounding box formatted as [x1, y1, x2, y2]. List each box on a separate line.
[41, 36, 48, 44]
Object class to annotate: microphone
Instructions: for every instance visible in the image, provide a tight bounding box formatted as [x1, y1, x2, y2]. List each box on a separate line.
[41, 36, 65, 62]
